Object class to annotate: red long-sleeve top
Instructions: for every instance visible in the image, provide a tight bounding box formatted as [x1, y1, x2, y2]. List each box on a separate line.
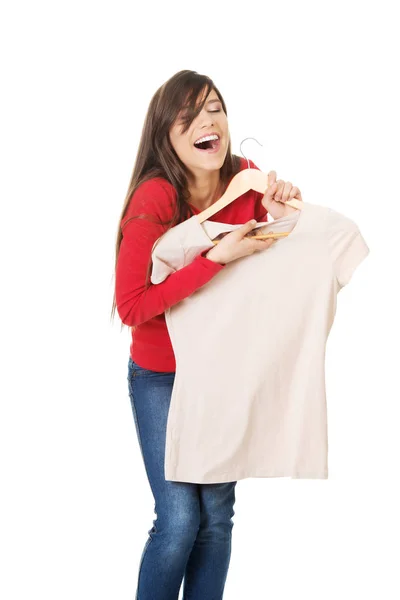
[116, 157, 269, 372]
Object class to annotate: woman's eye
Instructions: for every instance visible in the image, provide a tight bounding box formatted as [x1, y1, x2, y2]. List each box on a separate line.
[210, 109, 221, 113]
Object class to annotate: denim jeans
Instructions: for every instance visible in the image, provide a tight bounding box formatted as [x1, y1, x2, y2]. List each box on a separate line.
[127, 355, 237, 600]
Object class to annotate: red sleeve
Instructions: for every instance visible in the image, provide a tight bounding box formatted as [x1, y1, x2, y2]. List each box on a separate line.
[248, 159, 269, 222]
[116, 179, 226, 327]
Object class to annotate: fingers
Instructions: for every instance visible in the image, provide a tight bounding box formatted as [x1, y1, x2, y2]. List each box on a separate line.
[252, 237, 276, 251]
[237, 221, 277, 252]
[247, 227, 277, 251]
[265, 171, 277, 199]
[268, 171, 277, 186]
[289, 186, 302, 201]
[239, 219, 258, 235]
[274, 179, 288, 202]
[276, 181, 301, 203]
[267, 172, 302, 203]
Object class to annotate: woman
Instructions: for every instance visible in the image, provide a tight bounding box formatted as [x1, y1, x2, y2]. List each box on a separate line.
[111, 69, 302, 600]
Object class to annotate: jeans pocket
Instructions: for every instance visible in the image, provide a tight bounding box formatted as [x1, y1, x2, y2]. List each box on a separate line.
[127, 357, 150, 383]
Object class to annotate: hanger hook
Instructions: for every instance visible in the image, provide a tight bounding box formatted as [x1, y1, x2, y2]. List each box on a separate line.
[239, 137, 263, 169]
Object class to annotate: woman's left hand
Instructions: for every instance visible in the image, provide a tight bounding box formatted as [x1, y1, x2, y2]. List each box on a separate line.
[261, 170, 303, 220]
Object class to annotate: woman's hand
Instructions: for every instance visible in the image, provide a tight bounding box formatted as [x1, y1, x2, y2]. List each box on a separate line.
[261, 171, 303, 220]
[206, 220, 276, 265]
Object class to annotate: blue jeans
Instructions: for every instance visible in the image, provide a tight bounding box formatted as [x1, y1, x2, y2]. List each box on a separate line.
[127, 356, 237, 600]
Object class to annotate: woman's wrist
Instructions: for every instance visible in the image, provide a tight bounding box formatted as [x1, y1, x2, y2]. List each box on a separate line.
[204, 248, 223, 264]
[263, 201, 298, 220]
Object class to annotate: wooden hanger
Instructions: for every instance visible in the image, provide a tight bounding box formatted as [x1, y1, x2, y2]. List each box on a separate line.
[198, 168, 303, 244]
[196, 139, 303, 241]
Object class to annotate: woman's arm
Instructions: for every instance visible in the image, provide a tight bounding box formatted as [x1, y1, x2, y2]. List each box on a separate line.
[116, 180, 225, 327]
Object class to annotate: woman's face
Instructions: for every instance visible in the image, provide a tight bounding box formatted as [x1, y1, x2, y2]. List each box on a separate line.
[169, 89, 229, 174]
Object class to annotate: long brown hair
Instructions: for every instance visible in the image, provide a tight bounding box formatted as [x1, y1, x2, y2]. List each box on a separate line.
[110, 69, 242, 330]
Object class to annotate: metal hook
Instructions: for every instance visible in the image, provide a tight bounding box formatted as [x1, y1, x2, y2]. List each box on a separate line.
[239, 137, 263, 169]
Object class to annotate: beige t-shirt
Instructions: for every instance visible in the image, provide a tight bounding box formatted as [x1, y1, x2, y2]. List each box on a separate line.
[151, 201, 370, 484]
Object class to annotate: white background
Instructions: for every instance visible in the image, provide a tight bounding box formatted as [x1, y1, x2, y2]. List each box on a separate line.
[1, 1, 399, 599]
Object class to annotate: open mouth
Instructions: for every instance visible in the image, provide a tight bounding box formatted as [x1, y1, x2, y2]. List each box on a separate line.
[193, 138, 221, 152]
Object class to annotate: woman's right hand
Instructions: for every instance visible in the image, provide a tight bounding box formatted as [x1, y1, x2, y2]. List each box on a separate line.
[205, 219, 276, 265]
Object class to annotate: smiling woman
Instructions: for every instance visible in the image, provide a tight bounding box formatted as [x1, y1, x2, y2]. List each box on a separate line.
[110, 69, 270, 600]
[169, 88, 231, 207]
[111, 71, 252, 334]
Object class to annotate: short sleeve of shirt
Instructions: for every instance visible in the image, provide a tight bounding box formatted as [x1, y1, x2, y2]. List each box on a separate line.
[326, 208, 370, 289]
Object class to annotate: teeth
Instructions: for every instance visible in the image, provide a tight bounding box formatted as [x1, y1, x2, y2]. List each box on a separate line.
[194, 134, 219, 145]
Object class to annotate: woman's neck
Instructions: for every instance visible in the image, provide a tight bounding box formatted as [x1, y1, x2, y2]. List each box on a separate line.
[188, 176, 223, 211]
